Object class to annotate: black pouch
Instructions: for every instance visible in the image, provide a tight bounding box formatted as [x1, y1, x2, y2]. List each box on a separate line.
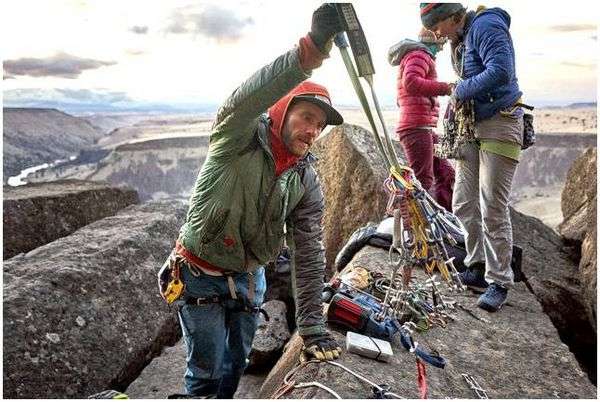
[522, 113, 535, 150]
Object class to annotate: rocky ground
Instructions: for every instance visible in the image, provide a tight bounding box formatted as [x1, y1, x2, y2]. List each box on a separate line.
[260, 245, 594, 399]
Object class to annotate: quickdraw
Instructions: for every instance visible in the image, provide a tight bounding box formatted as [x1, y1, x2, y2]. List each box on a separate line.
[435, 99, 476, 160]
[462, 373, 489, 399]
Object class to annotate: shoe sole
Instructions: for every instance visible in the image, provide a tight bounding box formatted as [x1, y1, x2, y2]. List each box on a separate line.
[465, 284, 488, 293]
[477, 299, 503, 312]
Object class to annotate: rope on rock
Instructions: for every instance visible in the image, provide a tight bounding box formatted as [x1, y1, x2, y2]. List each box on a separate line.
[273, 359, 404, 399]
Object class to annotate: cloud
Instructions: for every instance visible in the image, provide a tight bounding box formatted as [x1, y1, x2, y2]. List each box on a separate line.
[130, 25, 148, 34]
[3, 52, 116, 79]
[4, 88, 132, 104]
[560, 61, 596, 69]
[3, 87, 217, 113]
[55, 88, 131, 103]
[165, 5, 253, 41]
[548, 24, 596, 32]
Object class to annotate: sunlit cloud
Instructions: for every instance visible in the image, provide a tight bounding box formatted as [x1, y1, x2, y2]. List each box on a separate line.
[4, 52, 116, 79]
[165, 4, 254, 42]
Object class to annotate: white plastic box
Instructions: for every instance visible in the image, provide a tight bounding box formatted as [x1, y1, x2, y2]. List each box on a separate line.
[345, 331, 393, 362]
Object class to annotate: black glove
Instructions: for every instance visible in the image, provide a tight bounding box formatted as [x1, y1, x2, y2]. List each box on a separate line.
[301, 332, 342, 362]
[309, 3, 343, 54]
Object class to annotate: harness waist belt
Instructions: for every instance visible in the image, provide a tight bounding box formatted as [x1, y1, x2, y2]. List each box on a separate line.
[175, 240, 231, 276]
[184, 295, 270, 320]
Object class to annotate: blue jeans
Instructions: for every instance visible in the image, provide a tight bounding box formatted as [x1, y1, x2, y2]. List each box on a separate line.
[177, 263, 266, 398]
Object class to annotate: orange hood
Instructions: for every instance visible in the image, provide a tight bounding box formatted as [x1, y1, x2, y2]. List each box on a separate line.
[267, 81, 334, 176]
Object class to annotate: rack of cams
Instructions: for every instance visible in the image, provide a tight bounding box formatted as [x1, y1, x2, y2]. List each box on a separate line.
[333, 21, 466, 333]
[436, 99, 476, 160]
[372, 165, 466, 331]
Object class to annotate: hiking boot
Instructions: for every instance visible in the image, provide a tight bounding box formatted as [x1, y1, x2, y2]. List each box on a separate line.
[459, 265, 488, 292]
[477, 283, 508, 312]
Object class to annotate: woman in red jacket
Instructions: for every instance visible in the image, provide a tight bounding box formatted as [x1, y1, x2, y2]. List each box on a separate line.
[388, 28, 455, 211]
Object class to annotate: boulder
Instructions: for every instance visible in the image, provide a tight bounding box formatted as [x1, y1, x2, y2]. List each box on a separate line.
[558, 148, 597, 332]
[558, 147, 597, 242]
[312, 124, 404, 275]
[3, 180, 139, 259]
[248, 300, 291, 370]
[259, 245, 596, 399]
[579, 201, 597, 332]
[3, 200, 186, 398]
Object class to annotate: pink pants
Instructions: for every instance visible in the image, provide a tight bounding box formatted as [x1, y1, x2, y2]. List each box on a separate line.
[398, 128, 455, 211]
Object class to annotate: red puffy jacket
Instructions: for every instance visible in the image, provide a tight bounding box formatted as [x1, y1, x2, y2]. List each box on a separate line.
[396, 49, 450, 133]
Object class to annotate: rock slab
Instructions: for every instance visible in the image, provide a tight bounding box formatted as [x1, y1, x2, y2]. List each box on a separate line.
[248, 300, 291, 370]
[3, 200, 186, 398]
[3, 179, 139, 259]
[558, 147, 597, 332]
[125, 340, 265, 399]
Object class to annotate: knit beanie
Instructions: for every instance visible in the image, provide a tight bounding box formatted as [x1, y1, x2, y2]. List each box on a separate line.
[418, 27, 446, 44]
[420, 3, 465, 29]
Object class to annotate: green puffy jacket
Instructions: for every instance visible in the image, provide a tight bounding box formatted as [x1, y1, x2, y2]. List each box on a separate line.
[178, 44, 327, 336]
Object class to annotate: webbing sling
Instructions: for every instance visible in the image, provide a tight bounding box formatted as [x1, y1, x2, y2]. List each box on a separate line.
[398, 329, 446, 369]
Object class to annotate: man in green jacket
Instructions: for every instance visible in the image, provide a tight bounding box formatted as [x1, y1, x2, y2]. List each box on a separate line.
[164, 4, 344, 398]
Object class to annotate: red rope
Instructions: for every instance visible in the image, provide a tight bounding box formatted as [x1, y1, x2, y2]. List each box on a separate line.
[417, 358, 428, 399]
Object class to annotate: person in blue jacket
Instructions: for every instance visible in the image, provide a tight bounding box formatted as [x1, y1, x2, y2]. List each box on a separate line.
[420, 3, 524, 312]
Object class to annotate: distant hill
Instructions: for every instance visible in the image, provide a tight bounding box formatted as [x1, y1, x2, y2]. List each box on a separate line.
[3, 108, 104, 182]
[541, 102, 597, 110]
[81, 114, 151, 134]
[566, 102, 597, 109]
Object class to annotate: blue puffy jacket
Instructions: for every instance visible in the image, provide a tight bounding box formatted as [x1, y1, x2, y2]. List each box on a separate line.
[454, 8, 522, 121]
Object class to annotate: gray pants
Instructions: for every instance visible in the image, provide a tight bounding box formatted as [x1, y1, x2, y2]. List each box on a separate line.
[452, 122, 520, 287]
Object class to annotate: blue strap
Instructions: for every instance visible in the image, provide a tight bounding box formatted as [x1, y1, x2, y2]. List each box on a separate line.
[399, 330, 446, 369]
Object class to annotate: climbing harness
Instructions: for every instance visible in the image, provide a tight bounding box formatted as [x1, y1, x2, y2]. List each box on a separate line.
[462, 373, 489, 399]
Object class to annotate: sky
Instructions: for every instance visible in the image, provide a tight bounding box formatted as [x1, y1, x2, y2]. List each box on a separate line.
[2, 0, 599, 113]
